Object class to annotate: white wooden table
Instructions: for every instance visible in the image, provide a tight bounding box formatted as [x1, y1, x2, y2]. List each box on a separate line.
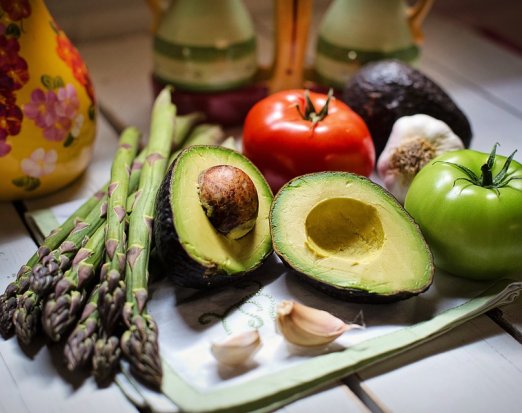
[1, 2, 521, 412]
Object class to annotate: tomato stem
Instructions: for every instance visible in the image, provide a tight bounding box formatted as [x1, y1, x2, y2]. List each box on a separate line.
[295, 89, 334, 126]
[435, 143, 521, 191]
[481, 163, 493, 186]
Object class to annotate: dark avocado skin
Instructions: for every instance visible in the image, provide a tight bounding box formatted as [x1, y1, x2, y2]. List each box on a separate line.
[154, 163, 245, 289]
[293, 267, 428, 304]
[342, 59, 473, 156]
[275, 251, 430, 304]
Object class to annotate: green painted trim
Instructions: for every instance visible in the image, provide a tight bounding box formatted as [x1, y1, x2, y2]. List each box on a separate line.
[316, 37, 419, 65]
[154, 37, 256, 62]
[153, 73, 256, 93]
[153, 278, 521, 413]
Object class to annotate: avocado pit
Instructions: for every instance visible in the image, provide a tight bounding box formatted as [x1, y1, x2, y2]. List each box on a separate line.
[198, 165, 259, 240]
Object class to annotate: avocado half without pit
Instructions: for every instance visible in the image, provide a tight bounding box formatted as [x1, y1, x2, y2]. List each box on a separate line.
[154, 145, 273, 288]
[270, 172, 434, 303]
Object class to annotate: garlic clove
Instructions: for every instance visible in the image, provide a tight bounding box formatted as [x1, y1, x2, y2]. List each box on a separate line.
[377, 114, 465, 204]
[210, 330, 262, 366]
[276, 300, 357, 347]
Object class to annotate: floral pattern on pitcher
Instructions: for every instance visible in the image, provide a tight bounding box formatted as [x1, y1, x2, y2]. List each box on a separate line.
[0, 15, 30, 157]
[54, 22, 95, 106]
[23, 80, 84, 146]
[12, 147, 57, 191]
[0, 0, 97, 199]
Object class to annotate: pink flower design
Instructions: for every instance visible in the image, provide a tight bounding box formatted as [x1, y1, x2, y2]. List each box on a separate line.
[21, 148, 57, 178]
[0, 137, 11, 156]
[23, 84, 79, 142]
[56, 84, 79, 119]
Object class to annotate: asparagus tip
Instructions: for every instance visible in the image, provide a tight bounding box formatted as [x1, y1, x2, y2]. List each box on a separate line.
[121, 314, 162, 388]
[64, 318, 98, 371]
[0, 294, 16, 338]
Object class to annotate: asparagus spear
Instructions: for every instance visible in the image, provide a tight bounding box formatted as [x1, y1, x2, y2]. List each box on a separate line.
[95, 115, 200, 381]
[0, 187, 107, 339]
[13, 290, 41, 345]
[41, 223, 106, 341]
[172, 111, 204, 150]
[42, 128, 141, 342]
[92, 334, 121, 383]
[0, 259, 35, 338]
[5, 113, 186, 341]
[121, 87, 175, 388]
[98, 127, 140, 333]
[168, 123, 225, 165]
[11, 152, 153, 345]
[63, 285, 100, 371]
[29, 196, 108, 296]
[66, 115, 183, 376]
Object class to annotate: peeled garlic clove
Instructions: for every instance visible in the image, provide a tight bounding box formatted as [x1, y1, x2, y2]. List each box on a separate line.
[210, 330, 261, 366]
[276, 300, 355, 347]
[377, 114, 465, 204]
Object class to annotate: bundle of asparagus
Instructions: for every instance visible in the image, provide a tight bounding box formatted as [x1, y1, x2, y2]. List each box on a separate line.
[0, 88, 226, 388]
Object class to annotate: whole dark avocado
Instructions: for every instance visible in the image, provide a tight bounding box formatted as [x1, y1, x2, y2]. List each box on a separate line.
[342, 59, 473, 156]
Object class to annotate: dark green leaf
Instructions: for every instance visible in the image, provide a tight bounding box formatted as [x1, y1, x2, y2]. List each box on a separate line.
[88, 104, 96, 121]
[304, 90, 316, 119]
[11, 176, 41, 191]
[5, 24, 21, 38]
[435, 161, 480, 184]
[486, 143, 499, 170]
[502, 176, 522, 187]
[25, 177, 41, 191]
[41, 75, 54, 90]
[314, 88, 334, 123]
[54, 76, 65, 89]
[64, 134, 75, 147]
[493, 149, 518, 186]
[12, 177, 27, 188]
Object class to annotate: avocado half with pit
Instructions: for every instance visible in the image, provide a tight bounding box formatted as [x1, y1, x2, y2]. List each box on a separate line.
[270, 172, 433, 303]
[154, 145, 273, 288]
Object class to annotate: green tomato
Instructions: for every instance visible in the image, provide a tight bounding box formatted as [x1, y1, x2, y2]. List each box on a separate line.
[404, 145, 522, 280]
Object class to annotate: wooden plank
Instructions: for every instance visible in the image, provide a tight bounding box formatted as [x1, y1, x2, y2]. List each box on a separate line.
[0, 338, 135, 413]
[278, 384, 370, 413]
[356, 315, 522, 413]
[0, 204, 34, 413]
[497, 298, 522, 335]
[0, 204, 35, 291]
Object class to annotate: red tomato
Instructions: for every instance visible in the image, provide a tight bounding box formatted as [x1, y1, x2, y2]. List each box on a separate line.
[242, 89, 375, 192]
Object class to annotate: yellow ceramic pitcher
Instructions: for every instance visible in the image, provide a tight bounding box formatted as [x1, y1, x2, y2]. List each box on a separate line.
[0, 0, 96, 201]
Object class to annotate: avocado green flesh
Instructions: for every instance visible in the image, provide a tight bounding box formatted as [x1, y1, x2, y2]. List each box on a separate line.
[170, 146, 273, 275]
[271, 173, 433, 298]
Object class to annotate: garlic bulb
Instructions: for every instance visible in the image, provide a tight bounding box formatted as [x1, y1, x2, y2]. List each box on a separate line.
[276, 300, 357, 347]
[210, 330, 261, 366]
[377, 114, 465, 203]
